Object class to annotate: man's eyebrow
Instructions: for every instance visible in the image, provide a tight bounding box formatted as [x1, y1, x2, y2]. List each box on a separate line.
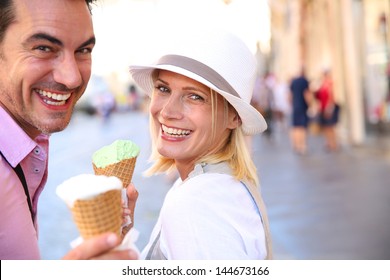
[79, 36, 96, 49]
[27, 33, 63, 46]
[25, 33, 96, 49]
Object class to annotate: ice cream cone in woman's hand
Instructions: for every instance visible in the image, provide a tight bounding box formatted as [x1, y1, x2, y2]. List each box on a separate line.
[92, 140, 140, 188]
[92, 140, 140, 235]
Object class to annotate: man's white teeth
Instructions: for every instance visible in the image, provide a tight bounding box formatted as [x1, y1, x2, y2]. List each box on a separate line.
[162, 124, 190, 136]
[37, 89, 71, 105]
[45, 100, 66, 106]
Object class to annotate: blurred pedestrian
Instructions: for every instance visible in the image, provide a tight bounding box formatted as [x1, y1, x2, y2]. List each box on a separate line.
[251, 74, 274, 138]
[272, 77, 290, 131]
[0, 0, 137, 260]
[289, 68, 311, 155]
[129, 28, 272, 260]
[93, 91, 116, 122]
[127, 84, 140, 111]
[315, 69, 339, 152]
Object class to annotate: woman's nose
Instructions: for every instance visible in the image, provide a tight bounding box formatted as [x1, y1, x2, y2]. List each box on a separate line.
[160, 95, 184, 120]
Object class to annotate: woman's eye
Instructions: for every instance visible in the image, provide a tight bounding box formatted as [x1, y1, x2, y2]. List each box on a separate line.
[189, 94, 204, 101]
[155, 85, 170, 93]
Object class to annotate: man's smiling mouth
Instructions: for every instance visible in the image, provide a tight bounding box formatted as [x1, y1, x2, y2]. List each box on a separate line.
[36, 89, 71, 106]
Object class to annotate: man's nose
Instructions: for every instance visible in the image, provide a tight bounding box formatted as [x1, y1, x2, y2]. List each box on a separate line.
[53, 54, 83, 90]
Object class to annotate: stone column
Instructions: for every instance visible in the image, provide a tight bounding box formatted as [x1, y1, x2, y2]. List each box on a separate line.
[339, 0, 366, 144]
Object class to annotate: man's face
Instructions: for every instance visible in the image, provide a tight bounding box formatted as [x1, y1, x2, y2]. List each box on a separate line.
[0, 0, 95, 138]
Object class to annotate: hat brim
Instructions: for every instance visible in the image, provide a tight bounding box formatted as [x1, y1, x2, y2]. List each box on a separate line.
[129, 64, 267, 135]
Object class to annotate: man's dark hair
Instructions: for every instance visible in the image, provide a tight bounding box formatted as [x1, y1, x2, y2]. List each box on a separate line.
[0, 0, 96, 44]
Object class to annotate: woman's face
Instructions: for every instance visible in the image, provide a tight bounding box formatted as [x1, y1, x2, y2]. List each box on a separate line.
[150, 70, 238, 177]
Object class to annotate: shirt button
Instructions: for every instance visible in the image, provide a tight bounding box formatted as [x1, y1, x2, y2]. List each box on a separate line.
[34, 149, 40, 155]
[34, 168, 40, 173]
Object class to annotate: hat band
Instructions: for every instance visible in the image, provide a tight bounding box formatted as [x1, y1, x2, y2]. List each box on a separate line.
[157, 55, 240, 98]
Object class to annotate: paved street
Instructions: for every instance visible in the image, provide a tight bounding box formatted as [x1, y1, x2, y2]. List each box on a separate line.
[38, 110, 390, 260]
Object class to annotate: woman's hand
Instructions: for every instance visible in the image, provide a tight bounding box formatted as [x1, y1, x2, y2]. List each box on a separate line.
[121, 183, 138, 236]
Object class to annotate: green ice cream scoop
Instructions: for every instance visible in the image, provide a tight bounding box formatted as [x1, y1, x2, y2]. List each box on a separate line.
[92, 140, 140, 168]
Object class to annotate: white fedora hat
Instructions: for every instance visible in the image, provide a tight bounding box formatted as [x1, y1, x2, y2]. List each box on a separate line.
[129, 29, 267, 135]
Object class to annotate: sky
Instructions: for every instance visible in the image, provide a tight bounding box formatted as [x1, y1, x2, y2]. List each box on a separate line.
[90, 0, 271, 79]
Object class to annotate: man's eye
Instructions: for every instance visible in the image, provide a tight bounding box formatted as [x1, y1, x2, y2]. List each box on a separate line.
[78, 48, 93, 54]
[35, 46, 51, 52]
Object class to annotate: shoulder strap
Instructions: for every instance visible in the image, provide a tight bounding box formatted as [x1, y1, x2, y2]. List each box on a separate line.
[0, 151, 34, 223]
[241, 180, 273, 260]
[145, 230, 167, 260]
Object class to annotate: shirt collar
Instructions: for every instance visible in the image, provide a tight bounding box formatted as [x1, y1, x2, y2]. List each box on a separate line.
[0, 106, 40, 167]
[188, 162, 233, 179]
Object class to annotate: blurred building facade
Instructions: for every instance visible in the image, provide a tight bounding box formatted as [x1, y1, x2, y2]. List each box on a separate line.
[268, 0, 390, 145]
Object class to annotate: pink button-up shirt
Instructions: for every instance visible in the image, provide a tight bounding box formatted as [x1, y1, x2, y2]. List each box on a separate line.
[0, 106, 49, 260]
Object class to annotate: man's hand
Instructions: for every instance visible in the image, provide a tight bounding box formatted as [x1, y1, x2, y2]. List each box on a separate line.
[62, 233, 138, 260]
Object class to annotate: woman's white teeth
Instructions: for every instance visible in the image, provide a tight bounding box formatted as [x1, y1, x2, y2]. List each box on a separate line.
[37, 89, 71, 106]
[162, 124, 190, 136]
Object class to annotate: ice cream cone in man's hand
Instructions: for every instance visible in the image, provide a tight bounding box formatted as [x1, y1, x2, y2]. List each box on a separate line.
[56, 174, 123, 240]
[92, 140, 140, 235]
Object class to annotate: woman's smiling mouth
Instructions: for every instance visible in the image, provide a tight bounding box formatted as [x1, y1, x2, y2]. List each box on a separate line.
[162, 124, 191, 137]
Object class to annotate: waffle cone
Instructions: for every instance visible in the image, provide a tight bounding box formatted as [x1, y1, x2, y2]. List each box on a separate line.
[71, 189, 122, 240]
[93, 157, 137, 188]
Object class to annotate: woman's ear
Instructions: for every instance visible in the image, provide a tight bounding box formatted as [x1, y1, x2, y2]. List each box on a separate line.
[227, 111, 241, 129]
